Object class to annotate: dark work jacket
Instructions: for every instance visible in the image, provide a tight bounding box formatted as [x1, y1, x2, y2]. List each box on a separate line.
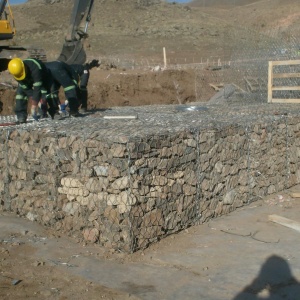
[16, 58, 51, 103]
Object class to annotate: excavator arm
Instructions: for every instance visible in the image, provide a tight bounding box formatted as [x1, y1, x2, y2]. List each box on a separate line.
[57, 0, 94, 65]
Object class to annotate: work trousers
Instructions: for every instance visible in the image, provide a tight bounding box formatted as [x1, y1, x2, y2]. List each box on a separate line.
[78, 66, 89, 110]
[77, 87, 88, 109]
[47, 63, 79, 114]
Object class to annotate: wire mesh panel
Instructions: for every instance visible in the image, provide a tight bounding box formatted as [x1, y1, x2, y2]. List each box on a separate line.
[128, 131, 201, 251]
[190, 22, 300, 104]
[2, 1, 300, 253]
[199, 125, 249, 222]
[0, 130, 9, 210]
[287, 115, 300, 188]
[5, 128, 60, 222]
[246, 118, 286, 203]
[56, 133, 134, 251]
[0, 107, 300, 253]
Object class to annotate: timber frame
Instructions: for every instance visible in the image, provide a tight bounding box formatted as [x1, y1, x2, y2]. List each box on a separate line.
[268, 60, 300, 103]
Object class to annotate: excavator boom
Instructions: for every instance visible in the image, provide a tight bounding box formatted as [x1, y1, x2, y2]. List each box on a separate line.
[0, 0, 7, 18]
[0, 0, 15, 41]
[57, 0, 94, 65]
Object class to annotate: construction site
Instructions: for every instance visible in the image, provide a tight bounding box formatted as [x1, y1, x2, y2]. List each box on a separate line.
[1, 0, 300, 299]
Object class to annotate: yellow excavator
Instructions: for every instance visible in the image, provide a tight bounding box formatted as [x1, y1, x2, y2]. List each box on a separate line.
[0, 0, 29, 71]
[0, 0, 94, 72]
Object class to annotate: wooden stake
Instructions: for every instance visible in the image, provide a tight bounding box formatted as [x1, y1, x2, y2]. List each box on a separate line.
[269, 214, 300, 233]
[163, 47, 167, 69]
[289, 192, 300, 198]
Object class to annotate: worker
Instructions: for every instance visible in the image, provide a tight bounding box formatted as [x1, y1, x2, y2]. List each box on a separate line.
[63, 60, 99, 114]
[45, 60, 80, 117]
[7, 57, 57, 123]
[69, 63, 90, 112]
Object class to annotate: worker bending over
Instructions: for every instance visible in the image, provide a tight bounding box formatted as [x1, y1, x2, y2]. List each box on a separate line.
[63, 59, 99, 114]
[7, 58, 57, 123]
[45, 61, 80, 117]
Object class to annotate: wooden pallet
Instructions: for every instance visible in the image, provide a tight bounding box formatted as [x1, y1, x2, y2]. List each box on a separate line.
[268, 60, 300, 103]
[209, 83, 246, 93]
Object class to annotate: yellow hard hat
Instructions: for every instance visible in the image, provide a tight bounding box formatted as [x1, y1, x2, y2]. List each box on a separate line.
[8, 58, 26, 80]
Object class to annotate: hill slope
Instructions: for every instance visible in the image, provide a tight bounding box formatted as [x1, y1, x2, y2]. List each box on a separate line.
[9, 0, 300, 63]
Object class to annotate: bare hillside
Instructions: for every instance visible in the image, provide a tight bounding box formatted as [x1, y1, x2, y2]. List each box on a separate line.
[9, 0, 300, 62]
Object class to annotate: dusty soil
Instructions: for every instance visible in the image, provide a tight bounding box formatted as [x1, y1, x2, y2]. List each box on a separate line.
[1, 189, 300, 299]
[0, 216, 138, 300]
[0, 249, 133, 300]
[0, 0, 300, 298]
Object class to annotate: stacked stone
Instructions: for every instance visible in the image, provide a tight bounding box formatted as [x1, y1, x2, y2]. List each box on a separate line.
[285, 116, 300, 187]
[198, 120, 290, 223]
[127, 132, 200, 249]
[1, 110, 300, 252]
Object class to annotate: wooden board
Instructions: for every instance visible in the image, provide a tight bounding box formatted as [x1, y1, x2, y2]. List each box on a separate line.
[209, 83, 224, 91]
[289, 192, 300, 198]
[270, 99, 300, 104]
[273, 73, 300, 79]
[271, 60, 300, 66]
[269, 214, 300, 233]
[103, 115, 138, 120]
[272, 86, 300, 91]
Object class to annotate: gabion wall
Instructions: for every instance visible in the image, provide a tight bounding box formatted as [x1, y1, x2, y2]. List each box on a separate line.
[0, 104, 300, 253]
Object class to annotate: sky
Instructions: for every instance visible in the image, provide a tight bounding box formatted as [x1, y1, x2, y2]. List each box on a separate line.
[9, 0, 27, 4]
[9, 0, 192, 4]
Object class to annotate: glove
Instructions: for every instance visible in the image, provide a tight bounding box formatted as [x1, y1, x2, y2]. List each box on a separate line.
[16, 117, 27, 124]
[32, 114, 40, 121]
[59, 103, 67, 113]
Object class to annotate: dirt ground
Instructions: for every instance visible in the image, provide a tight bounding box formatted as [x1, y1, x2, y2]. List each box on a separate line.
[1, 188, 300, 299]
[0, 217, 137, 300]
[1, 0, 300, 299]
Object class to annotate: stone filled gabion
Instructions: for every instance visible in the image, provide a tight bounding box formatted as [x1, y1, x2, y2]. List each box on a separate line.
[1, 104, 300, 252]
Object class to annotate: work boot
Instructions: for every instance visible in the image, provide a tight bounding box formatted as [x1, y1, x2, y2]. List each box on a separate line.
[40, 113, 49, 119]
[16, 115, 27, 124]
[16, 118, 27, 125]
[69, 110, 80, 118]
[47, 110, 62, 120]
[79, 107, 87, 113]
[52, 113, 64, 120]
[59, 110, 69, 118]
